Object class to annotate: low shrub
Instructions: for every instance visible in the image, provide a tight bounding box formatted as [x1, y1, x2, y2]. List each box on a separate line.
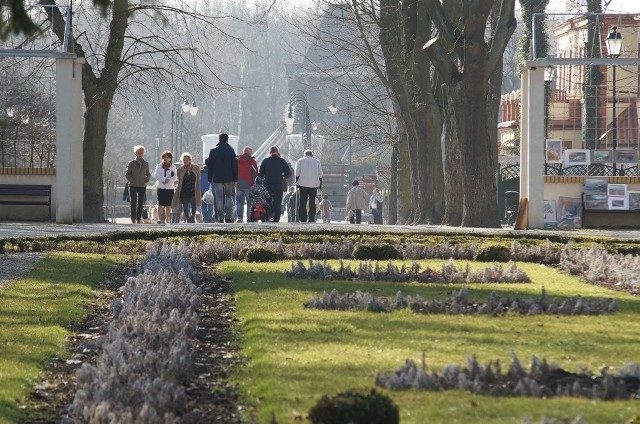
[352, 243, 401, 260]
[238, 246, 281, 262]
[474, 241, 511, 262]
[308, 388, 399, 424]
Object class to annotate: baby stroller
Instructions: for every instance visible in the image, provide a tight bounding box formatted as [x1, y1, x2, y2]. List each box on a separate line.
[247, 177, 271, 223]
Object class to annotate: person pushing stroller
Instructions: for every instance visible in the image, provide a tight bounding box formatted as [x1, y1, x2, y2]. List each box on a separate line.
[247, 177, 271, 222]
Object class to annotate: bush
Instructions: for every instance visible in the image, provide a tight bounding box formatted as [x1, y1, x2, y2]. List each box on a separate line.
[353, 243, 400, 260]
[308, 388, 399, 424]
[238, 246, 281, 262]
[474, 241, 511, 262]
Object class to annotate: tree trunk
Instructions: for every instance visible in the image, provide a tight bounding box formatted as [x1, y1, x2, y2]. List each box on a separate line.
[388, 142, 398, 224]
[422, 0, 514, 228]
[395, 129, 412, 224]
[449, 77, 500, 227]
[379, 0, 444, 226]
[83, 100, 110, 222]
[441, 84, 463, 226]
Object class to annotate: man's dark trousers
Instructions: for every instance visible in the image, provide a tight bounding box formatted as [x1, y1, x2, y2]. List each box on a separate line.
[266, 185, 284, 222]
[298, 186, 317, 222]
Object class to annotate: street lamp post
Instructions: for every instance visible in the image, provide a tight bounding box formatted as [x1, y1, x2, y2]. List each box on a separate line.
[543, 66, 555, 140]
[605, 26, 623, 175]
[329, 95, 352, 184]
[171, 94, 199, 156]
[284, 90, 312, 152]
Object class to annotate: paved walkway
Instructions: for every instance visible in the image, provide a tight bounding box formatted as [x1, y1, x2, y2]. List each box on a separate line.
[1, 220, 640, 241]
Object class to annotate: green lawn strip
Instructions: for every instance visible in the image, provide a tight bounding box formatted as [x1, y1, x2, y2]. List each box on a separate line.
[0, 252, 128, 424]
[225, 259, 640, 424]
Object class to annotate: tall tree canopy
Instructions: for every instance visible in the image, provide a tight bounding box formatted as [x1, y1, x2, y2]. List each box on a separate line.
[0, 0, 110, 39]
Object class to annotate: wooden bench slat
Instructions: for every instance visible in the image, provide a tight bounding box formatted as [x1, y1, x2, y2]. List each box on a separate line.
[0, 200, 50, 205]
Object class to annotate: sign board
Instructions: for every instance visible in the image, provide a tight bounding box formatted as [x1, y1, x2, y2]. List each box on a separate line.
[358, 175, 377, 191]
[201, 134, 240, 163]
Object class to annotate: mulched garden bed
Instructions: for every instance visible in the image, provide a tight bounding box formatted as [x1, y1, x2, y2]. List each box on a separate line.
[20, 263, 248, 423]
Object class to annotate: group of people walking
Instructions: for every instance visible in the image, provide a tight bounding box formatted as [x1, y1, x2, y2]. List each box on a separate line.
[125, 133, 384, 225]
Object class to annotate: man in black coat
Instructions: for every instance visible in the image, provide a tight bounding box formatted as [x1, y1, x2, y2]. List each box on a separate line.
[207, 133, 238, 223]
[258, 146, 291, 222]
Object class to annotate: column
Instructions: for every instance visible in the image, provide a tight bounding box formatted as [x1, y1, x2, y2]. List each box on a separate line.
[55, 56, 84, 223]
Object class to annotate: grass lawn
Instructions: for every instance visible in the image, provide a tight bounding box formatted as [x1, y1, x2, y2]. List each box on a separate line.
[225, 259, 640, 424]
[0, 252, 128, 424]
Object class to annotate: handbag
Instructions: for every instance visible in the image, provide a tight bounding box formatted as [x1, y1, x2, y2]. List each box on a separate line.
[282, 178, 288, 193]
[202, 188, 214, 204]
[142, 206, 149, 220]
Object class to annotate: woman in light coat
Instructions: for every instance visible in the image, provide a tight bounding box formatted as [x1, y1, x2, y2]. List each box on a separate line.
[172, 152, 202, 223]
[345, 180, 368, 224]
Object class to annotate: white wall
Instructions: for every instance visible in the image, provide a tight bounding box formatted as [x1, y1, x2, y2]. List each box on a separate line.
[201, 134, 240, 163]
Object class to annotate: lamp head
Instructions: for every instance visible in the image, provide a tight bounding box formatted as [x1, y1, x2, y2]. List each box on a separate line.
[284, 102, 294, 133]
[328, 99, 338, 115]
[605, 26, 623, 58]
[544, 66, 555, 82]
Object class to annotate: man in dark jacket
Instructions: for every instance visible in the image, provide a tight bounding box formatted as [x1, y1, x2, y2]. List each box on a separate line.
[207, 133, 238, 223]
[258, 146, 291, 222]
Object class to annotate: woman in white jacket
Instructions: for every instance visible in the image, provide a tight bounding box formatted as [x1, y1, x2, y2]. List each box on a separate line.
[154, 150, 178, 225]
[369, 188, 384, 225]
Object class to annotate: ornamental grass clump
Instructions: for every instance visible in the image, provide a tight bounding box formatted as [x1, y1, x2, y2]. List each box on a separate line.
[375, 352, 640, 400]
[400, 241, 476, 260]
[289, 240, 355, 260]
[67, 246, 202, 423]
[559, 243, 640, 292]
[510, 239, 562, 264]
[305, 287, 618, 316]
[139, 240, 199, 279]
[287, 259, 530, 284]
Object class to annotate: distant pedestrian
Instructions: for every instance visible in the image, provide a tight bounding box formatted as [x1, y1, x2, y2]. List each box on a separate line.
[294, 149, 323, 222]
[258, 146, 291, 222]
[200, 159, 214, 223]
[283, 186, 297, 222]
[153, 150, 177, 225]
[320, 195, 332, 223]
[370, 188, 384, 225]
[207, 133, 238, 223]
[346, 180, 368, 224]
[236, 146, 258, 222]
[173, 152, 201, 223]
[125, 145, 151, 224]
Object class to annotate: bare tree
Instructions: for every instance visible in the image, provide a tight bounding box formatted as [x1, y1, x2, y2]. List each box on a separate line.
[424, 0, 516, 228]
[39, 0, 245, 221]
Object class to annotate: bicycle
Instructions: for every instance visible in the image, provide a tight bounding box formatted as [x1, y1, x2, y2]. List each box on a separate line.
[504, 191, 519, 226]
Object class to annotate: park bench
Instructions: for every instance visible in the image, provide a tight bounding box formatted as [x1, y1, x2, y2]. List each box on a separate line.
[0, 184, 52, 220]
